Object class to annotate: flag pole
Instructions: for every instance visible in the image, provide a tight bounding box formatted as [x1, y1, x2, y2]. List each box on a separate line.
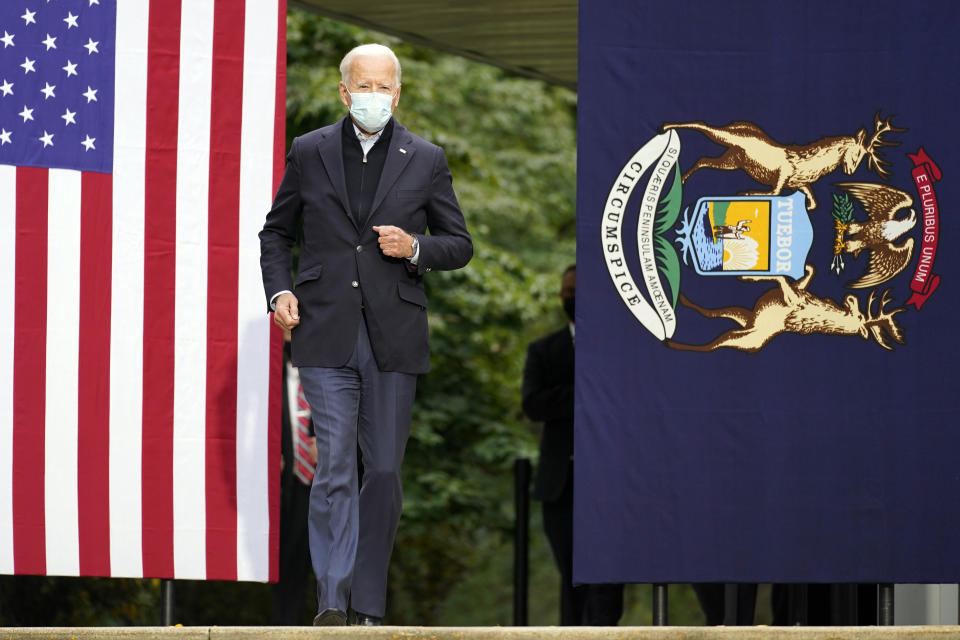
[653, 584, 668, 625]
[513, 458, 531, 626]
[161, 579, 175, 626]
[879, 583, 894, 625]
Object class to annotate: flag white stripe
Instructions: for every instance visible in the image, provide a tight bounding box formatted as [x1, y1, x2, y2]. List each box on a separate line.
[0, 166, 16, 575]
[172, 0, 214, 580]
[44, 169, 82, 577]
[109, 0, 149, 579]
[235, 0, 279, 582]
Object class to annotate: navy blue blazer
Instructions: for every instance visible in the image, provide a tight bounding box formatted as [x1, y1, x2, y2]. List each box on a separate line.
[259, 116, 472, 374]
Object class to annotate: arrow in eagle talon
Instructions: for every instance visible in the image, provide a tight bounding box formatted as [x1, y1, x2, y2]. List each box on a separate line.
[831, 255, 844, 275]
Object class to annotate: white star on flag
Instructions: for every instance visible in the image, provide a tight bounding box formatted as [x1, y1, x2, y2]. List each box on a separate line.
[61, 108, 76, 125]
[18, 105, 33, 121]
[80, 134, 95, 150]
[39, 130, 54, 147]
[63, 60, 78, 77]
[89, 0, 100, 5]
[42, 34, 57, 50]
[41, 82, 55, 99]
[1, 31, 15, 48]
[0, 129, 11, 145]
[84, 38, 99, 55]
[83, 86, 97, 102]
[20, 57, 35, 74]
[21, 9, 37, 25]
[0, 79, 12, 96]
[64, 12, 79, 29]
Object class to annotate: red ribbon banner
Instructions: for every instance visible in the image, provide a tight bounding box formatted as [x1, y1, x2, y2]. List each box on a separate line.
[906, 147, 941, 310]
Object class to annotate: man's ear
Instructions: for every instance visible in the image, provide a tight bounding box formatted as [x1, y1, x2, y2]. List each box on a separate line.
[339, 82, 350, 107]
[391, 84, 402, 110]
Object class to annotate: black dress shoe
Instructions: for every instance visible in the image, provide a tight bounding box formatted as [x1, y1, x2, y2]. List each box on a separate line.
[352, 611, 382, 626]
[313, 608, 348, 626]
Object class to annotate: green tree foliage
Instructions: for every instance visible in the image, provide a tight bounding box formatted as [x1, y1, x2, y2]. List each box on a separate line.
[0, 576, 160, 626]
[285, 10, 578, 625]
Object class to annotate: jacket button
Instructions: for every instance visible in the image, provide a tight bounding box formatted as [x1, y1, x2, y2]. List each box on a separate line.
[351, 280, 359, 288]
[356, 245, 363, 252]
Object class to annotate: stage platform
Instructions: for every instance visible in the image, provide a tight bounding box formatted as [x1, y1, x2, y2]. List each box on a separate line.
[4, 627, 960, 639]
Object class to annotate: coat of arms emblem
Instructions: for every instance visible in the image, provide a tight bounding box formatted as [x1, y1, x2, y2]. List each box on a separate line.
[600, 113, 942, 352]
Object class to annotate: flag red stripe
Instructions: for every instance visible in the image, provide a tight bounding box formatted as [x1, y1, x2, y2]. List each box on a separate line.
[12, 167, 49, 575]
[77, 172, 113, 576]
[204, 0, 245, 581]
[141, 0, 182, 579]
[268, 0, 288, 584]
[273, 0, 287, 195]
[267, 330, 283, 584]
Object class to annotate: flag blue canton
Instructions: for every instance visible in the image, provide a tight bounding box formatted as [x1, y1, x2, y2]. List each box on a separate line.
[0, 0, 115, 173]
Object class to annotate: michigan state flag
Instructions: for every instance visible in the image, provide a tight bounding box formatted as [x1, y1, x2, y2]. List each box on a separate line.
[575, 0, 960, 583]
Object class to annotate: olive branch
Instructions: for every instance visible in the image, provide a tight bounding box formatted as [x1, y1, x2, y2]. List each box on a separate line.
[830, 192, 855, 275]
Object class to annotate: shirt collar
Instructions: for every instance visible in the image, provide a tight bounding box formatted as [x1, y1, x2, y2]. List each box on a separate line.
[352, 121, 384, 144]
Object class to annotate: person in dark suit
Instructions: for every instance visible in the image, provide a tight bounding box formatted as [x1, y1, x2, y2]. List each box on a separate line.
[271, 330, 316, 624]
[522, 265, 624, 625]
[259, 43, 472, 626]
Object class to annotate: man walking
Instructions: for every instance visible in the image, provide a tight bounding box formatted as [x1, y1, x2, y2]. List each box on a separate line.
[259, 43, 472, 626]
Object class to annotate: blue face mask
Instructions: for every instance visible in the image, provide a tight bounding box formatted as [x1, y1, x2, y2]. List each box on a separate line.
[349, 91, 394, 133]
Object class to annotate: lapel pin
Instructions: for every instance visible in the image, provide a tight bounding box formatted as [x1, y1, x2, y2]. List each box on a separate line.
[399, 148, 407, 154]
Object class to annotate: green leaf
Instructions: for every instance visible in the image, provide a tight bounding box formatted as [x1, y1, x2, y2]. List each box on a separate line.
[832, 191, 855, 223]
[655, 161, 684, 234]
[655, 235, 681, 308]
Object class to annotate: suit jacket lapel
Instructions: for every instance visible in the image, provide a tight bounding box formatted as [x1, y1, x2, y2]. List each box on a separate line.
[316, 117, 356, 231]
[364, 119, 415, 227]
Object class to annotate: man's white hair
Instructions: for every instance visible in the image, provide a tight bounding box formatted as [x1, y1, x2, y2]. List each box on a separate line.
[340, 44, 402, 86]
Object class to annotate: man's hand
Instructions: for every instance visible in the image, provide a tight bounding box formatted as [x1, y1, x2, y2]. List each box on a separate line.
[273, 292, 300, 330]
[373, 225, 415, 258]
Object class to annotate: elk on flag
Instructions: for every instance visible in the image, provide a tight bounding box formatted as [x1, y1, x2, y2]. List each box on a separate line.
[576, 0, 960, 584]
[0, 0, 286, 581]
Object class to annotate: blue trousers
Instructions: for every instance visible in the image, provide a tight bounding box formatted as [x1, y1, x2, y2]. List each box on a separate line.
[297, 318, 417, 617]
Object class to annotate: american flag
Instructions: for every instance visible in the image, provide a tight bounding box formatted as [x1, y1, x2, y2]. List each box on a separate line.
[0, 0, 285, 581]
